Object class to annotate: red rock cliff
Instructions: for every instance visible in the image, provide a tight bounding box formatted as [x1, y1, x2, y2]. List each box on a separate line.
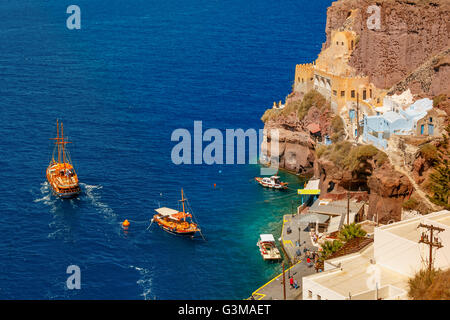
[325, 0, 450, 95]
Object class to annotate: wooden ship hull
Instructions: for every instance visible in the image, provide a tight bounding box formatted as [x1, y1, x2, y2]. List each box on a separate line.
[151, 189, 203, 239]
[46, 166, 81, 198]
[153, 217, 198, 237]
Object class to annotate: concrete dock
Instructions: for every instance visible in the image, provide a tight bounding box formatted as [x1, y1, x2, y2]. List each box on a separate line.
[281, 213, 317, 264]
[248, 256, 317, 300]
[248, 213, 319, 300]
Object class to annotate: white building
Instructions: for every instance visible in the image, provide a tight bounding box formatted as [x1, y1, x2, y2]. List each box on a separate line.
[302, 210, 450, 300]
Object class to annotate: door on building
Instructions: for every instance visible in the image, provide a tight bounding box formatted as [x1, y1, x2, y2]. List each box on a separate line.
[421, 124, 424, 135]
[428, 124, 434, 135]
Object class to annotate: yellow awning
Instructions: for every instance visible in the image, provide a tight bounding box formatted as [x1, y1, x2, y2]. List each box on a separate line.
[298, 189, 321, 195]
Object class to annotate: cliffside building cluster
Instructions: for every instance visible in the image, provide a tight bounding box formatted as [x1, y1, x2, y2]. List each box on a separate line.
[281, 18, 446, 148]
[362, 97, 445, 149]
[293, 30, 385, 132]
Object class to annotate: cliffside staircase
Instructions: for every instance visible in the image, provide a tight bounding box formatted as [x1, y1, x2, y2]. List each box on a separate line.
[387, 149, 440, 212]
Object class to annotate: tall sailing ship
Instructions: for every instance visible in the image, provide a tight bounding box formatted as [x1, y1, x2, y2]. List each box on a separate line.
[46, 120, 81, 199]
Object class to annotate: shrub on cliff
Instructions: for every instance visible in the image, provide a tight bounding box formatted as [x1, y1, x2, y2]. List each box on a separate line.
[261, 108, 281, 123]
[433, 94, 447, 108]
[296, 89, 329, 121]
[319, 143, 388, 175]
[419, 143, 439, 165]
[260, 89, 329, 123]
[402, 197, 419, 211]
[427, 125, 450, 209]
[408, 268, 450, 300]
[429, 160, 450, 209]
[331, 116, 345, 142]
[316, 145, 327, 158]
[324, 141, 353, 168]
[343, 145, 381, 173]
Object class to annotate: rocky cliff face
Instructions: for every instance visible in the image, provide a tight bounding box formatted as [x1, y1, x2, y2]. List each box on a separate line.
[262, 93, 333, 176]
[260, 0, 447, 222]
[325, 0, 450, 95]
[314, 156, 413, 222]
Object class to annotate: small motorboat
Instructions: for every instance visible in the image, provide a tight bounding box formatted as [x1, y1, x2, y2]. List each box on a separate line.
[257, 234, 281, 261]
[255, 176, 288, 190]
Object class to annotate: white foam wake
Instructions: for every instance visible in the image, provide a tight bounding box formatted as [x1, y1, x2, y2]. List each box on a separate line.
[129, 265, 155, 300]
[81, 183, 116, 219]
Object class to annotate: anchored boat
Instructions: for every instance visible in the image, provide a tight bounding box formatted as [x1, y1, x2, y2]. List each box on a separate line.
[255, 176, 288, 190]
[46, 120, 81, 199]
[257, 234, 281, 261]
[151, 189, 203, 239]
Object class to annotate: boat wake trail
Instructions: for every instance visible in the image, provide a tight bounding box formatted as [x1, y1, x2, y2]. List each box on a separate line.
[130, 265, 156, 300]
[82, 183, 117, 220]
[33, 181, 57, 213]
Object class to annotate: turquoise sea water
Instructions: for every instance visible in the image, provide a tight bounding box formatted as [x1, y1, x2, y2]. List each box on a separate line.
[0, 0, 331, 299]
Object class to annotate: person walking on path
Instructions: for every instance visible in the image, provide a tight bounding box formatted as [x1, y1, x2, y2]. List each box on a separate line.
[289, 276, 294, 288]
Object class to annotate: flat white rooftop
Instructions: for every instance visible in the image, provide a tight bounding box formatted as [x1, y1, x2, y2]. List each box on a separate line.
[378, 210, 450, 242]
[305, 245, 409, 299]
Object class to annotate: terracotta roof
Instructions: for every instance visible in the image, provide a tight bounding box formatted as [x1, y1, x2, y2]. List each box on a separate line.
[307, 123, 321, 133]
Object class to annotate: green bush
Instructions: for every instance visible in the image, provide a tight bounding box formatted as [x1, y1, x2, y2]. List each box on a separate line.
[433, 94, 446, 108]
[338, 223, 367, 242]
[408, 268, 450, 300]
[330, 116, 345, 142]
[419, 143, 439, 165]
[321, 240, 344, 259]
[374, 150, 388, 166]
[260, 89, 329, 123]
[402, 197, 419, 210]
[261, 108, 281, 123]
[317, 143, 388, 175]
[316, 145, 327, 158]
[296, 90, 330, 120]
[343, 144, 379, 172]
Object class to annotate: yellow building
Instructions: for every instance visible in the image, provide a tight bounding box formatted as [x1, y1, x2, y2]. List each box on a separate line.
[294, 30, 387, 115]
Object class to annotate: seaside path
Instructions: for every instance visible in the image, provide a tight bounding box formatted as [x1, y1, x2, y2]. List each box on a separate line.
[248, 213, 318, 300]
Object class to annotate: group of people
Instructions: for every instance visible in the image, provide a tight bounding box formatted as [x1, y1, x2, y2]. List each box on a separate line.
[305, 250, 323, 272]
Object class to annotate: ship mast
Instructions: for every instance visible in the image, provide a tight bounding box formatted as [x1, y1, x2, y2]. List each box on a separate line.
[57, 119, 61, 163]
[61, 122, 66, 168]
[181, 188, 186, 221]
[52, 120, 71, 166]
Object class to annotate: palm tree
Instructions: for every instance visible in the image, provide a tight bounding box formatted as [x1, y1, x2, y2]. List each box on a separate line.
[321, 240, 343, 259]
[338, 223, 367, 242]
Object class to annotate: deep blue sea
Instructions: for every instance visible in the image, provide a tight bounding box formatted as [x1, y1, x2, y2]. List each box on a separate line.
[0, 0, 331, 299]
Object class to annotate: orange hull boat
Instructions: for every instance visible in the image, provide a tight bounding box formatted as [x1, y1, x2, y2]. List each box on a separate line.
[46, 120, 81, 199]
[152, 189, 201, 237]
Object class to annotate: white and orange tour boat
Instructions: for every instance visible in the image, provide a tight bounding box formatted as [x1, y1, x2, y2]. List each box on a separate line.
[257, 234, 281, 261]
[151, 189, 203, 239]
[46, 120, 81, 199]
[255, 176, 288, 190]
